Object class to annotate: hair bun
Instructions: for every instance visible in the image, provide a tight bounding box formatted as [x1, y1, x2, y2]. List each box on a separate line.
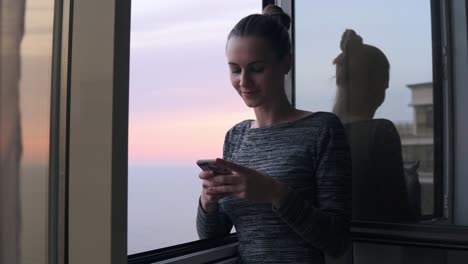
[262, 4, 291, 30]
[340, 29, 363, 52]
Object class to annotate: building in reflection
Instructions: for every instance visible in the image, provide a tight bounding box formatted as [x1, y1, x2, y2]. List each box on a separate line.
[396, 82, 434, 216]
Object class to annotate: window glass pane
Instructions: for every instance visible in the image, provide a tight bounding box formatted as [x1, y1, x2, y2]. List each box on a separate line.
[0, 0, 54, 263]
[128, 0, 258, 254]
[295, 0, 434, 222]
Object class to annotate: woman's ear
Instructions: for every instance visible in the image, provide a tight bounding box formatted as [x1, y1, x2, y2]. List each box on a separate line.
[281, 52, 292, 74]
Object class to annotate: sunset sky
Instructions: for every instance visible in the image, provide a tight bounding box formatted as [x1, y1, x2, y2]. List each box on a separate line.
[128, 0, 432, 166]
[128, 0, 258, 166]
[20, 0, 432, 166]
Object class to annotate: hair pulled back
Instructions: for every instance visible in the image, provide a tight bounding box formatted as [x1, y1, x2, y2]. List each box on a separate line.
[228, 4, 291, 59]
[333, 29, 390, 90]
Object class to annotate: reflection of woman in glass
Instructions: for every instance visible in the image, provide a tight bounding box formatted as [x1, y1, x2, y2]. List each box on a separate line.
[196, 5, 351, 263]
[332, 29, 418, 222]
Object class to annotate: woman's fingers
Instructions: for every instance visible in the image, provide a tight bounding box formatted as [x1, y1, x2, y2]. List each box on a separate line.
[215, 193, 231, 199]
[199, 170, 214, 179]
[216, 158, 250, 173]
[200, 165, 245, 199]
[209, 185, 241, 193]
[205, 193, 231, 200]
[205, 187, 231, 196]
[202, 175, 240, 187]
[200, 169, 237, 179]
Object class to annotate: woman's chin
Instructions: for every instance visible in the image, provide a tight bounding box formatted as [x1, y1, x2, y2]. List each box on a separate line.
[243, 100, 261, 108]
[240, 94, 263, 107]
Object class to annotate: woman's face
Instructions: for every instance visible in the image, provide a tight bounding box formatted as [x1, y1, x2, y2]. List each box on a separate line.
[226, 36, 290, 108]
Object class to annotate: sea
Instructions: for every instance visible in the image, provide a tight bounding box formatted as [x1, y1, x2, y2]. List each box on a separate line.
[127, 165, 207, 254]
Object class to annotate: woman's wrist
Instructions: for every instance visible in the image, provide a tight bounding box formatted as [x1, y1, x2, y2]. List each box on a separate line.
[200, 195, 218, 214]
[271, 181, 289, 209]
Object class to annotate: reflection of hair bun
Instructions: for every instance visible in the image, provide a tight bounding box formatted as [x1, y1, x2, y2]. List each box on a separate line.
[263, 4, 291, 30]
[340, 29, 363, 52]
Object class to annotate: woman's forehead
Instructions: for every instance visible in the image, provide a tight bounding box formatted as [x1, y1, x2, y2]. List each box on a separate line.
[226, 36, 273, 63]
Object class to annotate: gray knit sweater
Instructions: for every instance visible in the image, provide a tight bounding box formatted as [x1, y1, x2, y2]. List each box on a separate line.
[196, 112, 351, 264]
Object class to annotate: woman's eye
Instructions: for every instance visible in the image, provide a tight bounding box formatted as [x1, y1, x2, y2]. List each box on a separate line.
[230, 68, 241, 74]
[251, 67, 265, 73]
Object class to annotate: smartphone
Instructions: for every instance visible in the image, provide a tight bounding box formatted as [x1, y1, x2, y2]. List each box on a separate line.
[196, 159, 232, 175]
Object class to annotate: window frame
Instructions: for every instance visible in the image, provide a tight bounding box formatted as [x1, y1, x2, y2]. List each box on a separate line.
[51, 0, 131, 263]
[431, 0, 447, 223]
[48, 0, 69, 262]
[128, 235, 238, 264]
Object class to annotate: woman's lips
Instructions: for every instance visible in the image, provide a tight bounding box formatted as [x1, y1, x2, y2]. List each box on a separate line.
[241, 90, 260, 98]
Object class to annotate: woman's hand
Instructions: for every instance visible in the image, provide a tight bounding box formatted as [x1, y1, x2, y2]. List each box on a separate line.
[205, 158, 289, 208]
[199, 170, 232, 214]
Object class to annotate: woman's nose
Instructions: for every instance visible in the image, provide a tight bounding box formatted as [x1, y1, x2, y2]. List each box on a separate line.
[239, 71, 251, 87]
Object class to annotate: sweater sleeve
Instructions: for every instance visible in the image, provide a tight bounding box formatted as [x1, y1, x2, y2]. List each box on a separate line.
[272, 115, 352, 257]
[196, 197, 233, 239]
[196, 130, 234, 239]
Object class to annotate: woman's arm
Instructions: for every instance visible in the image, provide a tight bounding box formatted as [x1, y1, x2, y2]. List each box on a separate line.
[196, 198, 233, 239]
[196, 130, 234, 239]
[272, 115, 352, 257]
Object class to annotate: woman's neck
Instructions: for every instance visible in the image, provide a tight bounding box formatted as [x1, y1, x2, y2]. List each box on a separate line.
[251, 95, 298, 128]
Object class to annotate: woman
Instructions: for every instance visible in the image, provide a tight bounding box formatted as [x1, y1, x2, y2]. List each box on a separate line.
[196, 5, 351, 263]
[332, 29, 419, 222]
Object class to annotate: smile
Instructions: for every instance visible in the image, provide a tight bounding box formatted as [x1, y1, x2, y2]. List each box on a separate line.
[241, 91, 260, 96]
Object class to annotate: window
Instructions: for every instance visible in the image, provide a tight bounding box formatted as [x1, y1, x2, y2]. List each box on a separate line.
[294, 0, 436, 222]
[128, 0, 259, 254]
[34, 0, 468, 263]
